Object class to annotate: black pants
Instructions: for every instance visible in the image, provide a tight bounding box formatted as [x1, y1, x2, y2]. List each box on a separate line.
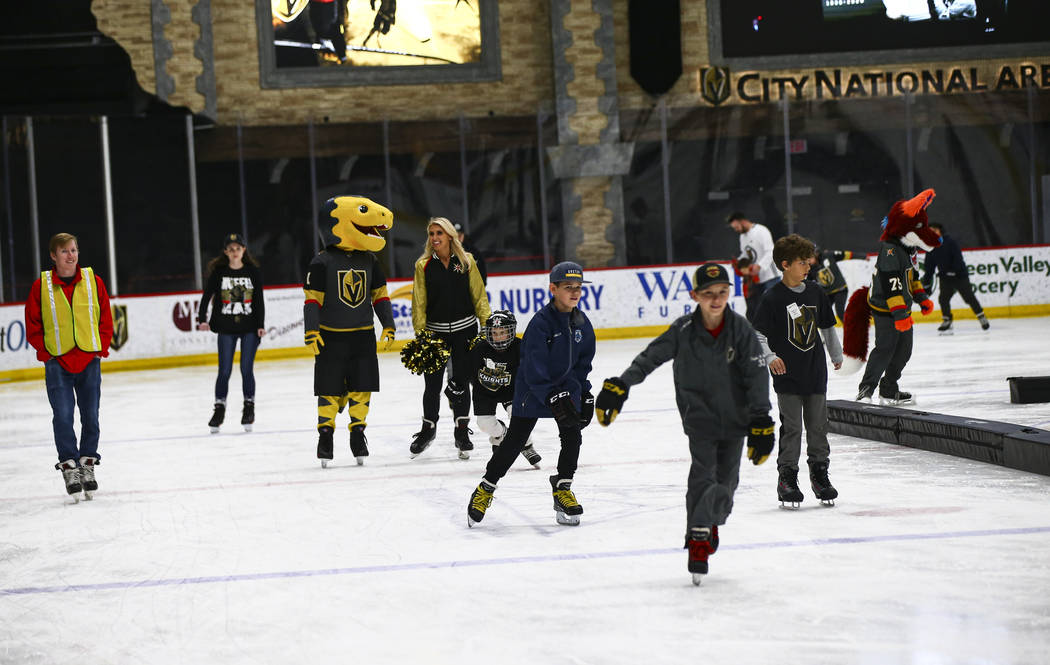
[938, 275, 984, 320]
[421, 327, 475, 423]
[859, 313, 913, 397]
[484, 415, 582, 484]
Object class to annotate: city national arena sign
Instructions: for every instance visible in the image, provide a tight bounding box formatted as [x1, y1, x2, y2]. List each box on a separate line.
[697, 62, 1050, 105]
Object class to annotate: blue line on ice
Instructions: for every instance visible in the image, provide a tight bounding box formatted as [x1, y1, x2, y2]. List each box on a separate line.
[3, 525, 1048, 597]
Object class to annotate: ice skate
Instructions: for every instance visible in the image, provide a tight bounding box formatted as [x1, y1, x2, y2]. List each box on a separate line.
[879, 390, 915, 406]
[241, 400, 255, 432]
[809, 462, 838, 506]
[777, 467, 804, 509]
[349, 426, 368, 466]
[79, 456, 99, 500]
[937, 317, 953, 335]
[855, 385, 874, 403]
[520, 442, 542, 468]
[454, 421, 474, 460]
[409, 420, 436, 458]
[208, 402, 226, 433]
[550, 475, 583, 526]
[686, 526, 718, 586]
[317, 426, 334, 468]
[56, 460, 81, 502]
[467, 480, 496, 527]
[978, 313, 990, 331]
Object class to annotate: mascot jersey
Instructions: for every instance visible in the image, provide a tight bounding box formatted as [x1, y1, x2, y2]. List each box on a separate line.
[304, 250, 394, 333]
[867, 239, 926, 319]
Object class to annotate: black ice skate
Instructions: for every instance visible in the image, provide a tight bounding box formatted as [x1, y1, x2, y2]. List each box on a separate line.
[317, 426, 334, 468]
[79, 456, 99, 500]
[454, 420, 474, 460]
[685, 525, 719, 586]
[241, 400, 255, 432]
[879, 390, 915, 406]
[520, 443, 542, 469]
[349, 426, 369, 466]
[978, 313, 990, 331]
[208, 402, 226, 433]
[409, 419, 436, 458]
[855, 385, 874, 403]
[56, 459, 82, 502]
[550, 475, 583, 526]
[467, 480, 496, 527]
[809, 462, 838, 506]
[777, 467, 804, 509]
[937, 317, 953, 335]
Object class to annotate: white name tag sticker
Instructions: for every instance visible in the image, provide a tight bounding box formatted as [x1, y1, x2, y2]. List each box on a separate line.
[786, 303, 802, 320]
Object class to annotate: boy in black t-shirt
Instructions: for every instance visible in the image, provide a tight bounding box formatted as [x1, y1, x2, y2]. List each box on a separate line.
[467, 310, 541, 468]
[753, 234, 843, 508]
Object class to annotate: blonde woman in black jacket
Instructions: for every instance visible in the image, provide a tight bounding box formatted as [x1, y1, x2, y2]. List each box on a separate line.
[409, 217, 491, 459]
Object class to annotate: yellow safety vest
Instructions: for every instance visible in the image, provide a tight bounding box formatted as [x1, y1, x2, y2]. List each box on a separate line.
[40, 267, 103, 356]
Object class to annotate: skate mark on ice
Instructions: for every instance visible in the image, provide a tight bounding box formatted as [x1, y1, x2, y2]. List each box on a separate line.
[3, 525, 1048, 597]
[847, 506, 967, 517]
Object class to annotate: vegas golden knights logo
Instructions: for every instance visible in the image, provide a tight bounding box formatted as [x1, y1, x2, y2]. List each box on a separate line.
[271, 0, 309, 23]
[788, 305, 818, 352]
[700, 67, 731, 106]
[816, 266, 835, 289]
[338, 269, 368, 308]
[110, 304, 128, 351]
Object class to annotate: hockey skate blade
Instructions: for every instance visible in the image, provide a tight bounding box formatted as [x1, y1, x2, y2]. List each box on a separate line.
[355, 457, 365, 466]
[209, 426, 220, 434]
[692, 573, 705, 586]
[554, 512, 580, 526]
[83, 491, 94, 501]
[320, 459, 329, 469]
[458, 450, 470, 460]
[938, 330, 954, 336]
[243, 424, 253, 432]
[879, 397, 916, 406]
[819, 498, 836, 507]
[779, 501, 802, 510]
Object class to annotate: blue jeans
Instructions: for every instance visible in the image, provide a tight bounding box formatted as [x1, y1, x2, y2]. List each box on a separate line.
[45, 357, 101, 464]
[215, 332, 260, 401]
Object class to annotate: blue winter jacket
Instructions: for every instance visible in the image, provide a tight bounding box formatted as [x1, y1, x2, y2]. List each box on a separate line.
[512, 301, 595, 418]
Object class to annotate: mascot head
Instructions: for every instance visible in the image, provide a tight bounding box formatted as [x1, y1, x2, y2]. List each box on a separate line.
[880, 188, 942, 252]
[319, 196, 393, 253]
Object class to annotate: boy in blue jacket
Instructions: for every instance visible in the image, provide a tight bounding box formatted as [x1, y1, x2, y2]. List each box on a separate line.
[467, 261, 596, 527]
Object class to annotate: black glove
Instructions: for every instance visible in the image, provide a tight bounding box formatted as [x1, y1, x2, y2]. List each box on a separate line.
[746, 415, 775, 466]
[370, 0, 396, 34]
[547, 390, 580, 430]
[595, 377, 629, 426]
[444, 379, 468, 412]
[579, 391, 595, 428]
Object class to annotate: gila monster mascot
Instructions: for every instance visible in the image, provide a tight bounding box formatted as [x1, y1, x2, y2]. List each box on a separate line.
[304, 196, 396, 468]
[841, 189, 941, 405]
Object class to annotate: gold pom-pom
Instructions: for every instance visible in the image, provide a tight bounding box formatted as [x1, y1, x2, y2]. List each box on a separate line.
[400, 330, 451, 375]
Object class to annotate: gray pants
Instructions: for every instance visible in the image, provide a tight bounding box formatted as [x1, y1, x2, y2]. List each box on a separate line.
[776, 393, 830, 471]
[685, 435, 744, 532]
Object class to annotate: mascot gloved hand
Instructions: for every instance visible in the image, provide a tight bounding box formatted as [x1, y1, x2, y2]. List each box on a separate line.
[305, 329, 324, 355]
[380, 327, 395, 350]
[918, 299, 934, 316]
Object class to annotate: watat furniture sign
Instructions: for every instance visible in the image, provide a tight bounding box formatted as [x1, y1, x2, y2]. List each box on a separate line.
[1, 246, 1047, 381]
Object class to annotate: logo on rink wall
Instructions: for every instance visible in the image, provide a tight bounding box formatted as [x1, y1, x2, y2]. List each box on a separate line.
[110, 305, 128, 351]
[0, 318, 30, 353]
[172, 301, 199, 332]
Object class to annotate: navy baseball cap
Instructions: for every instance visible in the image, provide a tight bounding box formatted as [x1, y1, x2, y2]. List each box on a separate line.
[693, 263, 731, 290]
[223, 232, 246, 248]
[549, 261, 590, 284]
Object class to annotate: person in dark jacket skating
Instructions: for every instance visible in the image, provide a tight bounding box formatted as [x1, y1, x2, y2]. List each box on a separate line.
[466, 261, 596, 527]
[921, 222, 989, 334]
[198, 233, 266, 433]
[593, 263, 774, 586]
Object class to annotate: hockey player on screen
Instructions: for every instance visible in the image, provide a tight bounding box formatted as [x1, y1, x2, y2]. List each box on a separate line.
[467, 310, 543, 468]
[841, 189, 940, 405]
[303, 196, 396, 467]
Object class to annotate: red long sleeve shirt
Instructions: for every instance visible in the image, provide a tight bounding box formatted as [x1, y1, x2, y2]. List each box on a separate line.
[25, 265, 113, 373]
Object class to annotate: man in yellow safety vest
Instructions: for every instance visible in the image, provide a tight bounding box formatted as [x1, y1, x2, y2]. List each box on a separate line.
[25, 233, 113, 501]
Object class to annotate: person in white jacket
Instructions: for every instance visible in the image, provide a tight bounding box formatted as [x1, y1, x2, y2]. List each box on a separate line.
[727, 212, 780, 322]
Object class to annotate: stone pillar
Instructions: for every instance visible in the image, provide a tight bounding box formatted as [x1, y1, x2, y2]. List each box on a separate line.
[547, 0, 632, 267]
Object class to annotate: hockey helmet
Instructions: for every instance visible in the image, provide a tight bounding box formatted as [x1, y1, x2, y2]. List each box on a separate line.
[484, 310, 516, 350]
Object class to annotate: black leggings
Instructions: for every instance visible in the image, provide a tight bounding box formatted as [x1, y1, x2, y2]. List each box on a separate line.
[421, 327, 476, 423]
[484, 415, 582, 485]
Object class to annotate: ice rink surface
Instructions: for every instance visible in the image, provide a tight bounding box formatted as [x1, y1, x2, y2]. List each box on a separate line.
[2, 316, 1049, 665]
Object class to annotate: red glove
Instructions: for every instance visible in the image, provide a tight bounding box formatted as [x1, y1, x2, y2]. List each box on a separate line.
[894, 315, 913, 332]
[919, 299, 934, 316]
